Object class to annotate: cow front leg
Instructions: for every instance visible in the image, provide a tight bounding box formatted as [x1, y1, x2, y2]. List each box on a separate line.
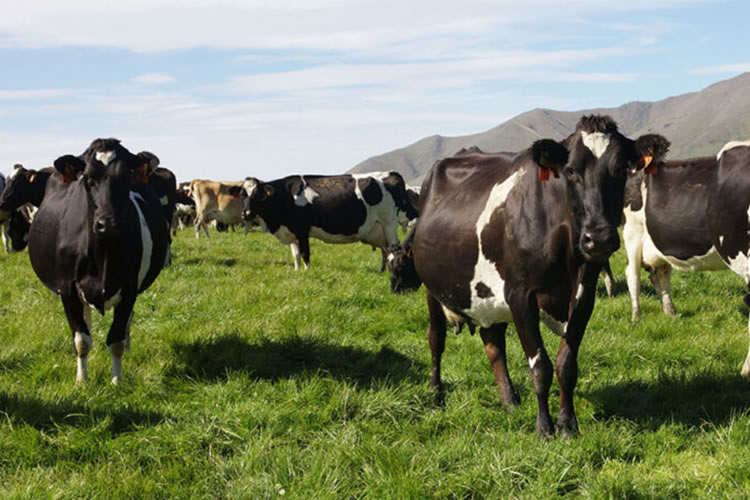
[509, 291, 553, 437]
[601, 259, 614, 298]
[623, 224, 643, 320]
[107, 295, 136, 385]
[298, 237, 311, 269]
[426, 291, 447, 404]
[61, 289, 92, 384]
[649, 265, 675, 316]
[556, 266, 598, 437]
[379, 248, 388, 273]
[479, 324, 520, 409]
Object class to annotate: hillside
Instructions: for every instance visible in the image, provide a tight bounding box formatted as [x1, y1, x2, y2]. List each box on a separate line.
[350, 73, 750, 184]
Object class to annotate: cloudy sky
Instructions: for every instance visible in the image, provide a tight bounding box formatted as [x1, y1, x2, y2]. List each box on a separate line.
[1, 0, 748, 182]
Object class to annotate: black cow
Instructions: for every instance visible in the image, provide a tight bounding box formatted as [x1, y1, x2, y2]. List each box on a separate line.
[708, 141, 750, 376]
[6, 207, 31, 252]
[404, 115, 668, 437]
[233, 171, 418, 270]
[623, 156, 725, 319]
[134, 151, 177, 235]
[28, 138, 169, 384]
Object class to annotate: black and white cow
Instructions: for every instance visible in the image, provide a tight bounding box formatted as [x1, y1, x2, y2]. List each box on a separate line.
[707, 141, 750, 376]
[623, 155, 725, 319]
[233, 171, 418, 270]
[135, 151, 178, 236]
[403, 115, 668, 436]
[0, 165, 55, 253]
[28, 138, 169, 384]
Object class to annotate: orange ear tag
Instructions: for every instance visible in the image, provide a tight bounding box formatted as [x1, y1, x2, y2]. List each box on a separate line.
[538, 167, 550, 182]
[642, 155, 657, 174]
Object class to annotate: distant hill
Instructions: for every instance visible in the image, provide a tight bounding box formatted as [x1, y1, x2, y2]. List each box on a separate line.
[349, 72, 750, 185]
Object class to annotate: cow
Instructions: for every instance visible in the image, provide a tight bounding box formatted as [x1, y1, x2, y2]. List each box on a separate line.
[188, 179, 247, 238]
[232, 171, 418, 270]
[135, 151, 177, 235]
[403, 115, 668, 437]
[0, 165, 55, 253]
[173, 181, 196, 233]
[707, 141, 750, 376]
[623, 156, 725, 320]
[5, 207, 32, 252]
[27, 138, 169, 385]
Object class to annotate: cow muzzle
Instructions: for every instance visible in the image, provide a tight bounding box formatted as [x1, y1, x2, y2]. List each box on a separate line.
[580, 227, 619, 261]
[93, 216, 119, 238]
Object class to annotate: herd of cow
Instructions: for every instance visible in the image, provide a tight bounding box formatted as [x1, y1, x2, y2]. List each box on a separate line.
[2, 114, 750, 438]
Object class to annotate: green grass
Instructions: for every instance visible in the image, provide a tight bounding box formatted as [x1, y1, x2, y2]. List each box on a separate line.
[1, 228, 750, 498]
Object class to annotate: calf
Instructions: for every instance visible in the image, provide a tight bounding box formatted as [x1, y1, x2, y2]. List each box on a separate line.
[28, 138, 169, 384]
[623, 156, 724, 319]
[188, 179, 246, 238]
[233, 171, 417, 270]
[409, 115, 668, 436]
[707, 141, 750, 376]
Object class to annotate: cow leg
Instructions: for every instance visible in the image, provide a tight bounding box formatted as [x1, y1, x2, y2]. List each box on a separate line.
[479, 323, 520, 408]
[425, 290, 447, 403]
[61, 288, 92, 384]
[290, 243, 302, 270]
[508, 290, 554, 437]
[1, 221, 9, 254]
[298, 237, 311, 269]
[601, 259, 614, 298]
[379, 248, 388, 273]
[555, 266, 598, 438]
[107, 294, 136, 385]
[624, 237, 643, 320]
[649, 265, 676, 316]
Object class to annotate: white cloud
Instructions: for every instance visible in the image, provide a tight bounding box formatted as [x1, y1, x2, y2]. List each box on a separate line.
[690, 63, 750, 75]
[131, 73, 176, 85]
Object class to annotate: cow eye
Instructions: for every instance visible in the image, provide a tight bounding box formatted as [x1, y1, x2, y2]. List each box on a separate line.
[564, 168, 582, 183]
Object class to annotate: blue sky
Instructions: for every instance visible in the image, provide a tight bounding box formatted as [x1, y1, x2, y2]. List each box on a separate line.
[1, 0, 748, 183]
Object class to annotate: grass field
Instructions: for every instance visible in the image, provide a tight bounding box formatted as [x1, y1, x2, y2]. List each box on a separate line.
[1, 227, 750, 498]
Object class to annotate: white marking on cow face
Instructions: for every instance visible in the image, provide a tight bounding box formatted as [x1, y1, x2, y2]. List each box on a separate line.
[294, 185, 319, 207]
[8, 165, 22, 180]
[528, 352, 541, 370]
[159, 195, 168, 206]
[242, 178, 260, 196]
[465, 170, 523, 327]
[717, 140, 750, 160]
[130, 192, 153, 290]
[95, 150, 117, 166]
[581, 131, 611, 159]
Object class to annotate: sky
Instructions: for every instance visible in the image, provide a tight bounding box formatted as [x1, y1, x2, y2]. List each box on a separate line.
[1, 0, 749, 183]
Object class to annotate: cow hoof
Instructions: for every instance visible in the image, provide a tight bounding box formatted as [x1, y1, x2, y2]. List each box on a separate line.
[741, 360, 750, 378]
[501, 391, 521, 410]
[557, 417, 579, 439]
[536, 415, 555, 439]
[111, 376, 122, 386]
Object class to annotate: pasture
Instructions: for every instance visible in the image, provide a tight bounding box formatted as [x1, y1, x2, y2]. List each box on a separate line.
[1, 228, 749, 498]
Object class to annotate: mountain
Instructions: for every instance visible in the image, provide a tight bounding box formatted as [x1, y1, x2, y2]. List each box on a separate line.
[349, 73, 750, 185]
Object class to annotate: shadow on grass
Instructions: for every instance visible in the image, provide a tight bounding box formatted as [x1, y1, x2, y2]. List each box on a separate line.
[585, 372, 750, 429]
[179, 257, 238, 267]
[167, 332, 425, 387]
[0, 392, 165, 434]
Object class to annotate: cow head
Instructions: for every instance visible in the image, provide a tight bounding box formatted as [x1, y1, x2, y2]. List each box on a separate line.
[386, 231, 422, 294]
[6, 208, 30, 252]
[0, 165, 38, 222]
[230, 177, 269, 223]
[561, 115, 670, 261]
[56, 138, 142, 238]
[135, 151, 160, 183]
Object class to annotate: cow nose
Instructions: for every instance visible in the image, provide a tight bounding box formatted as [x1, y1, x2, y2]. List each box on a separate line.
[580, 228, 619, 260]
[94, 216, 116, 236]
[242, 209, 251, 219]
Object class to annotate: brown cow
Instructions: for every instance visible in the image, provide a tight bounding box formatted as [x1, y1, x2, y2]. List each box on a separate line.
[188, 179, 247, 238]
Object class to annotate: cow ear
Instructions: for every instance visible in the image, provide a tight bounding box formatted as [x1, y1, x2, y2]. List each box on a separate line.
[135, 151, 159, 183]
[227, 186, 243, 199]
[634, 134, 670, 174]
[53, 155, 85, 183]
[532, 139, 568, 182]
[264, 185, 275, 198]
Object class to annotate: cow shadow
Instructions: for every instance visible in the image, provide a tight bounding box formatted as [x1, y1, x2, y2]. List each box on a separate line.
[584, 372, 750, 430]
[0, 391, 165, 434]
[168, 333, 425, 387]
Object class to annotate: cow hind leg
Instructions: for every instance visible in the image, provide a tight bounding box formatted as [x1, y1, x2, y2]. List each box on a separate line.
[479, 323, 520, 409]
[425, 291, 447, 404]
[649, 265, 675, 316]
